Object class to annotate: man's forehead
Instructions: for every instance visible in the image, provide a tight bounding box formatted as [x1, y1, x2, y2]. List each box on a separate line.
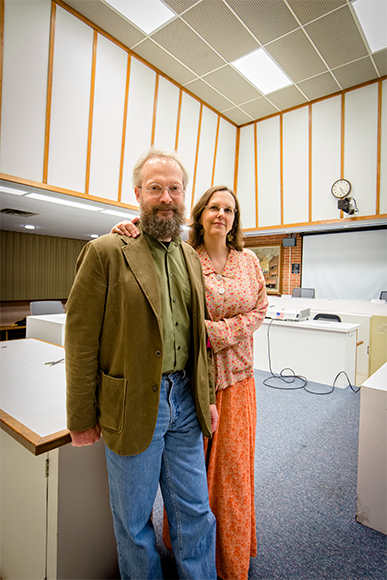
[143, 157, 182, 176]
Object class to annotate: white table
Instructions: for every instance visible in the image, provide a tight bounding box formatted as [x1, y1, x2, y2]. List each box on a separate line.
[0, 339, 118, 580]
[254, 319, 359, 388]
[356, 362, 387, 535]
[26, 313, 66, 346]
[267, 296, 387, 381]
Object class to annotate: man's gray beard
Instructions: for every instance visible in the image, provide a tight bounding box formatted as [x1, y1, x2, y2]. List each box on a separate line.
[139, 198, 186, 241]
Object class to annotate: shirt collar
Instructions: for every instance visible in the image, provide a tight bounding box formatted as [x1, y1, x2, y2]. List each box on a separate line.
[197, 247, 238, 278]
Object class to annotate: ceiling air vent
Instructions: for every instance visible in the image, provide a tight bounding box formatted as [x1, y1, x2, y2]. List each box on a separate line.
[0, 208, 39, 217]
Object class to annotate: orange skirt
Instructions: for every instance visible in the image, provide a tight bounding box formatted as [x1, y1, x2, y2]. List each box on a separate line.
[163, 376, 257, 580]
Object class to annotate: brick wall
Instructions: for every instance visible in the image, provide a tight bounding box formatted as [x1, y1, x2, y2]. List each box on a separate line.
[244, 233, 302, 296]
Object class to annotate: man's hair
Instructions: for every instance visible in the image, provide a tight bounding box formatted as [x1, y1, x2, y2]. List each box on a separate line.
[132, 147, 189, 189]
[188, 185, 244, 251]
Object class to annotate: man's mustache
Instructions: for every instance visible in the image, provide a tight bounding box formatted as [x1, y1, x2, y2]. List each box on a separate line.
[152, 203, 179, 213]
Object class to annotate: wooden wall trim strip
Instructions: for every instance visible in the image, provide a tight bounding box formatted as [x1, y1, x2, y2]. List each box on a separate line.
[85, 29, 98, 195]
[151, 73, 159, 146]
[175, 89, 183, 151]
[234, 127, 240, 194]
[242, 212, 387, 232]
[376, 80, 382, 215]
[43, 0, 56, 184]
[211, 116, 220, 187]
[191, 103, 203, 210]
[340, 93, 345, 218]
[280, 114, 284, 225]
[118, 53, 131, 203]
[0, 0, 4, 145]
[254, 121, 258, 228]
[308, 104, 312, 223]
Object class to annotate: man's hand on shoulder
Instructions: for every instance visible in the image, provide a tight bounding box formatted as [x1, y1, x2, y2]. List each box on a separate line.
[69, 424, 101, 447]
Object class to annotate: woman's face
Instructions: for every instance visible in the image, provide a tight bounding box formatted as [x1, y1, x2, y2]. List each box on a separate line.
[200, 190, 236, 240]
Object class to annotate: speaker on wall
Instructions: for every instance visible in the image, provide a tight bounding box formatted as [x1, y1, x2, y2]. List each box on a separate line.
[283, 237, 296, 247]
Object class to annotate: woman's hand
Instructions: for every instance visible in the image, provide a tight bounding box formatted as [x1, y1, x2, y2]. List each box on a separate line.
[111, 217, 140, 237]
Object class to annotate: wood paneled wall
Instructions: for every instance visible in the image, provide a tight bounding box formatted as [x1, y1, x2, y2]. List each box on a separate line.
[0, 231, 86, 300]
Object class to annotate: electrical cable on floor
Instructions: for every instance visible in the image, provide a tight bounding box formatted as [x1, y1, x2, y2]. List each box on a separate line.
[262, 319, 360, 396]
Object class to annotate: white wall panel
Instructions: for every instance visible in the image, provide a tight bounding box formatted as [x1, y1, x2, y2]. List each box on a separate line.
[176, 93, 201, 213]
[283, 108, 309, 224]
[344, 84, 378, 216]
[213, 119, 236, 189]
[121, 58, 156, 206]
[88, 35, 127, 201]
[0, 0, 51, 181]
[48, 6, 93, 192]
[257, 116, 281, 228]
[192, 107, 218, 206]
[153, 77, 180, 153]
[311, 96, 341, 222]
[380, 80, 387, 215]
[237, 125, 256, 230]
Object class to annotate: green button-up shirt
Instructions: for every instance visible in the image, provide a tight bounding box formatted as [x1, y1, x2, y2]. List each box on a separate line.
[145, 233, 192, 374]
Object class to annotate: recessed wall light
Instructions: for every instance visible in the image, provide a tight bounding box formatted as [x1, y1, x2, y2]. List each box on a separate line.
[101, 209, 137, 219]
[27, 193, 101, 211]
[353, 0, 387, 53]
[104, 0, 174, 34]
[232, 48, 292, 95]
[0, 185, 28, 195]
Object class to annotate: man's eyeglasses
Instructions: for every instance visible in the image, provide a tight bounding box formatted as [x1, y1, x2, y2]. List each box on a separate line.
[139, 184, 184, 198]
[204, 204, 237, 216]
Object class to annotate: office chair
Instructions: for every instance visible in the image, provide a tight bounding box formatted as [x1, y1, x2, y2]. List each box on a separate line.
[313, 313, 341, 322]
[30, 301, 64, 315]
[292, 287, 315, 298]
[379, 291, 387, 301]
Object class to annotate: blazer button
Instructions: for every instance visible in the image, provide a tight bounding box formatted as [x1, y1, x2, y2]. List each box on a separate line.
[152, 385, 158, 392]
[155, 350, 161, 357]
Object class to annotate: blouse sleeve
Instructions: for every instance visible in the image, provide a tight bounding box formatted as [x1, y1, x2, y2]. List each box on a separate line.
[205, 253, 269, 353]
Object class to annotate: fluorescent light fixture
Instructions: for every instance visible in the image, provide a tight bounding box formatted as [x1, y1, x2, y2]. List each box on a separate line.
[104, 0, 174, 34]
[353, 0, 387, 53]
[24, 225, 36, 230]
[26, 193, 101, 211]
[101, 209, 137, 218]
[232, 48, 292, 95]
[0, 185, 28, 195]
[90, 234, 99, 238]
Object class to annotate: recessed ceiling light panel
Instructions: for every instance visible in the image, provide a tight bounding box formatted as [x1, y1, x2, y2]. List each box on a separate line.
[232, 49, 292, 95]
[353, 0, 387, 53]
[104, 0, 175, 34]
[0, 185, 28, 195]
[101, 209, 137, 218]
[27, 193, 101, 211]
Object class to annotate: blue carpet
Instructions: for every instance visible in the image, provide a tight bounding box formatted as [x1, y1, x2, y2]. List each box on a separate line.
[251, 369, 386, 580]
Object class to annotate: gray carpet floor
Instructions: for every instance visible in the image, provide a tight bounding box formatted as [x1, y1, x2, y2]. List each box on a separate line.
[154, 369, 387, 580]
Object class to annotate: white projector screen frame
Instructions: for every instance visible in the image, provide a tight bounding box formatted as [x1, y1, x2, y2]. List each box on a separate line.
[301, 227, 387, 301]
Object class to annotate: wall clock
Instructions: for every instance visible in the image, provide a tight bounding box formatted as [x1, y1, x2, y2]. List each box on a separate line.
[331, 179, 351, 199]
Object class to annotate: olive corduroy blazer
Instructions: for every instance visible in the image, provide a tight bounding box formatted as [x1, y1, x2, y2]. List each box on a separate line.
[65, 232, 215, 456]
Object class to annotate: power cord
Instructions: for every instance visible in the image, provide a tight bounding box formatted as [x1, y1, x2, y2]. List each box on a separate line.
[262, 319, 360, 395]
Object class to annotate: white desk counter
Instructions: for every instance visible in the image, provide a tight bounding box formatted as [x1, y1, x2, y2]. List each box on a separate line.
[254, 319, 359, 388]
[356, 362, 387, 535]
[26, 313, 66, 346]
[0, 339, 118, 580]
[267, 297, 387, 381]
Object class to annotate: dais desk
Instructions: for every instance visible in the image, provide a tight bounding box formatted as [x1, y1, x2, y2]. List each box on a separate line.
[26, 313, 66, 346]
[254, 319, 360, 388]
[0, 339, 118, 580]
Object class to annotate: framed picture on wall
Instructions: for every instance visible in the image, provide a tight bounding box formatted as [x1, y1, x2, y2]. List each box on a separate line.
[246, 243, 282, 294]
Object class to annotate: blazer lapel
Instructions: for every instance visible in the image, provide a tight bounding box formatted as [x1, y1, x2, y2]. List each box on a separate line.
[121, 235, 162, 321]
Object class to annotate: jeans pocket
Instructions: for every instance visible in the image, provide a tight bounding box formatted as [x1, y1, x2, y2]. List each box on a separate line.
[97, 370, 127, 432]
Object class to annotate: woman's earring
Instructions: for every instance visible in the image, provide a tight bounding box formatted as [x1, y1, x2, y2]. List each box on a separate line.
[227, 232, 233, 242]
[200, 227, 204, 236]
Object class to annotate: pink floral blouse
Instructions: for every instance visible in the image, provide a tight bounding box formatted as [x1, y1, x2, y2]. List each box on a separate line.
[197, 247, 269, 391]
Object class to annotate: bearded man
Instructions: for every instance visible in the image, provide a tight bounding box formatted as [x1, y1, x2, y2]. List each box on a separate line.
[65, 148, 218, 580]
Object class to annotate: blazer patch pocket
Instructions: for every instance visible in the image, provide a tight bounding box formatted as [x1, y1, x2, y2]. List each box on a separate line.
[97, 370, 127, 433]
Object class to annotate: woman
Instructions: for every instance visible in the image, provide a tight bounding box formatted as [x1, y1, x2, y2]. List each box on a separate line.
[111, 186, 268, 580]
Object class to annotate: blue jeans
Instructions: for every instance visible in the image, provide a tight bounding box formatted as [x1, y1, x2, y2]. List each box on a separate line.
[105, 370, 216, 580]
